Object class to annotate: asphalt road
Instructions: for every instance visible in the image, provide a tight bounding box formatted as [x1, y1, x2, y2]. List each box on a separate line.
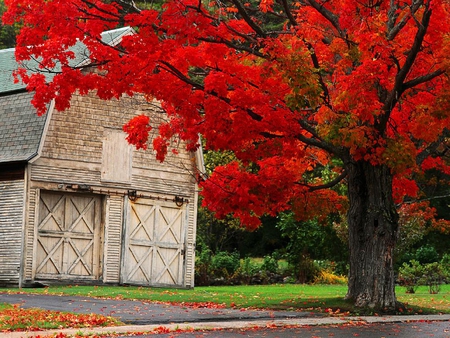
[0, 292, 322, 324]
[128, 321, 450, 337]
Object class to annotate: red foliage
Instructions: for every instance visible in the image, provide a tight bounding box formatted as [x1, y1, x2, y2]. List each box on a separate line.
[3, 0, 450, 228]
[122, 114, 152, 150]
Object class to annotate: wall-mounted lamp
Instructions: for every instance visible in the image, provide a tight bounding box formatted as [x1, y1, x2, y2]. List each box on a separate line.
[127, 190, 138, 201]
[174, 196, 185, 207]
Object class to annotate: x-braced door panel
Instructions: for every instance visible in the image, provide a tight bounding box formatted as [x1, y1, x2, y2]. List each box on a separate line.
[35, 191, 102, 280]
[122, 199, 186, 286]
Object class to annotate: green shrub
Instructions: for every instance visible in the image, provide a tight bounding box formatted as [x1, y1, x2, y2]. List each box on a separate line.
[260, 255, 279, 274]
[398, 259, 449, 294]
[287, 255, 319, 283]
[211, 251, 240, 278]
[195, 248, 213, 286]
[421, 262, 447, 294]
[398, 260, 423, 293]
[415, 245, 439, 264]
[440, 254, 450, 276]
[232, 257, 260, 285]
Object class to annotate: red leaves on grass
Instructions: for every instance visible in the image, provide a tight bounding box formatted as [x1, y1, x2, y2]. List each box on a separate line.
[0, 305, 118, 332]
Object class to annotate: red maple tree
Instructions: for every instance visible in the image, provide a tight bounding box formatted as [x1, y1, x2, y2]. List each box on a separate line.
[4, 0, 450, 310]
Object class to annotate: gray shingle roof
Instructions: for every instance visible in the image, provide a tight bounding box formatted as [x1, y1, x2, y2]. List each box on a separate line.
[0, 27, 134, 164]
[0, 91, 48, 162]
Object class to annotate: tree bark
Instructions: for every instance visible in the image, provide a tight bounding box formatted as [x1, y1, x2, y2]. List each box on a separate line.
[345, 160, 399, 311]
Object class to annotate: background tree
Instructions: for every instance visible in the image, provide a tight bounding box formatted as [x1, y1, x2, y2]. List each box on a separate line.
[0, 0, 18, 48]
[4, 0, 450, 311]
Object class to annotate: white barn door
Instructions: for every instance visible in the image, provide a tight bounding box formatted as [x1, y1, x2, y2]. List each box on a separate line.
[35, 191, 103, 281]
[122, 198, 186, 287]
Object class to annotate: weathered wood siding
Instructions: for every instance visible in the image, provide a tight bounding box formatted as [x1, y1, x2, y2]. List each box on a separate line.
[26, 93, 199, 286]
[24, 188, 38, 281]
[0, 180, 25, 286]
[32, 94, 197, 196]
[103, 195, 124, 283]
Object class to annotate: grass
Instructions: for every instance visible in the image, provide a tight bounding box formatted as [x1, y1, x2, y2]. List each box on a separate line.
[1, 284, 449, 315]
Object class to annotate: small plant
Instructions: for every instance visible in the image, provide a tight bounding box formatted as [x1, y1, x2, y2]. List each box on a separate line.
[314, 270, 348, 285]
[440, 254, 450, 277]
[398, 259, 450, 294]
[232, 257, 260, 285]
[260, 255, 279, 274]
[420, 262, 447, 294]
[211, 251, 240, 278]
[398, 260, 423, 293]
[195, 247, 214, 286]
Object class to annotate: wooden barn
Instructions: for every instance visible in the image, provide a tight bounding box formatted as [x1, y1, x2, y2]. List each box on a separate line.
[0, 27, 202, 288]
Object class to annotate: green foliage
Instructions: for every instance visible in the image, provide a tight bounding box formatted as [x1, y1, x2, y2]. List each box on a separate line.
[276, 213, 347, 282]
[401, 245, 440, 265]
[0, 0, 18, 49]
[441, 254, 450, 275]
[415, 245, 440, 264]
[211, 251, 240, 278]
[421, 262, 447, 294]
[398, 260, 449, 294]
[196, 253, 288, 286]
[196, 205, 245, 254]
[194, 247, 213, 286]
[395, 215, 428, 261]
[233, 257, 260, 285]
[260, 254, 279, 274]
[195, 250, 241, 285]
[398, 260, 423, 294]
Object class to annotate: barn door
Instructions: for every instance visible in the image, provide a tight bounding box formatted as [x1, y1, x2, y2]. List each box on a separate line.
[122, 198, 186, 287]
[35, 191, 103, 280]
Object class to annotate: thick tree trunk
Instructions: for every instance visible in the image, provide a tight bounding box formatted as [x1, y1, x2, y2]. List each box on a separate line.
[345, 161, 399, 311]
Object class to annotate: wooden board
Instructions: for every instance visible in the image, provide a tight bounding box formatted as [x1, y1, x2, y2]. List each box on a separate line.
[35, 191, 103, 280]
[122, 198, 186, 286]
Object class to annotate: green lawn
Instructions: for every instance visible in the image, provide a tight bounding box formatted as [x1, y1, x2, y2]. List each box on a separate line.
[1, 284, 449, 315]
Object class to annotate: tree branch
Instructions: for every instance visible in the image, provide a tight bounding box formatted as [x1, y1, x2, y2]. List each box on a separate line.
[158, 60, 264, 121]
[198, 36, 265, 58]
[416, 128, 450, 166]
[279, 0, 298, 27]
[306, 0, 345, 38]
[229, 0, 266, 37]
[113, 0, 142, 13]
[378, 1, 432, 133]
[80, 0, 123, 19]
[402, 69, 445, 91]
[297, 169, 347, 192]
[387, 0, 423, 41]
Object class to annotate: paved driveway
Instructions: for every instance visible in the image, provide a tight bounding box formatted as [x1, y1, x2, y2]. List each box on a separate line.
[0, 293, 321, 325]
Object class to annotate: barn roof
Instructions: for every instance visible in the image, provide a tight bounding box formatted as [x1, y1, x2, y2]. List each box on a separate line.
[0, 91, 48, 163]
[0, 27, 134, 164]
